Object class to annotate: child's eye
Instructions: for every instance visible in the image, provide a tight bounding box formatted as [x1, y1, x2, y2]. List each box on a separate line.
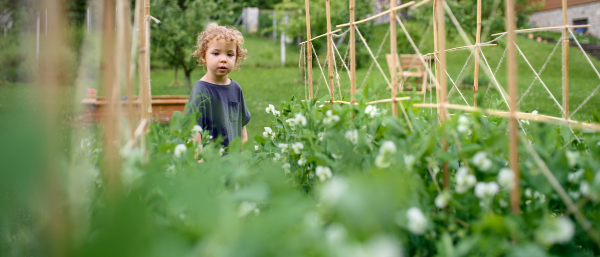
[228, 54, 234, 57]
[213, 53, 218, 56]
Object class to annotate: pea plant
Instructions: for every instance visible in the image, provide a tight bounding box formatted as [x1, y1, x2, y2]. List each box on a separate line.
[251, 94, 600, 255]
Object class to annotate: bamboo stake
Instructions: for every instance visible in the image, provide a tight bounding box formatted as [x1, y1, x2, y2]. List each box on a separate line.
[562, 0, 569, 120]
[350, 0, 356, 103]
[144, 0, 152, 121]
[436, 0, 449, 189]
[336, 1, 415, 27]
[490, 25, 589, 37]
[116, 0, 128, 135]
[129, 0, 142, 135]
[506, 0, 520, 214]
[432, 0, 440, 119]
[299, 29, 341, 44]
[38, 0, 68, 254]
[412, 103, 600, 131]
[390, 0, 398, 117]
[137, 0, 147, 120]
[326, 0, 335, 105]
[422, 44, 496, 56]
[473, 0, 481, 107]
[305, 0, 313, 99]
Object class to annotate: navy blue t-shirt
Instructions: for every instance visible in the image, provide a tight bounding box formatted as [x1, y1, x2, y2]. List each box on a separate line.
[187, 79, 251, 148]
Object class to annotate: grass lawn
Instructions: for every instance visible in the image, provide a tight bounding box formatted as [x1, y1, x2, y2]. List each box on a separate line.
[3, 23, 600, 141]
[149, 24, 600, 140]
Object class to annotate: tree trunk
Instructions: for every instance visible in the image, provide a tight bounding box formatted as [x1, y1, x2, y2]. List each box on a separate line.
[184, 70, 192, 93]
[174, 66, 179, 85]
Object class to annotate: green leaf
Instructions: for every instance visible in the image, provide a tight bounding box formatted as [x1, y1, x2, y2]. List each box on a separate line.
[254, 135, 266, 144]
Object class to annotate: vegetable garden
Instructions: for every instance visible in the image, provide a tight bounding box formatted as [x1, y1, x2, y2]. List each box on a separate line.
[2, 0, 600, 256]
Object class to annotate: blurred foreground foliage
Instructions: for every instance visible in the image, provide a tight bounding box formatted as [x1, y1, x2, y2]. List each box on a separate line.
[1, 87, 600, 256]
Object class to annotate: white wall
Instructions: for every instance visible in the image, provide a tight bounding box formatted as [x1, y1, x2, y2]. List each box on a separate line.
[529, 2, 600, 39]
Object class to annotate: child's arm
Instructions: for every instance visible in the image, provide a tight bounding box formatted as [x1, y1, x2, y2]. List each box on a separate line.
[241, 126, 248, 145]
[192, 134, 202, 162]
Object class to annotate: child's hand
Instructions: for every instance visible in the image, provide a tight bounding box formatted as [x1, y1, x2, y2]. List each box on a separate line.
[197, 159, 204, 163]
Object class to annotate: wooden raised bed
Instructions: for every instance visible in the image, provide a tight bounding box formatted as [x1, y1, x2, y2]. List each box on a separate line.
[82, 95, 188, 124]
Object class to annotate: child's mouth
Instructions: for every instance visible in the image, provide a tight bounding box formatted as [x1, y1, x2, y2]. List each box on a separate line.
[218, 67, 227, 71]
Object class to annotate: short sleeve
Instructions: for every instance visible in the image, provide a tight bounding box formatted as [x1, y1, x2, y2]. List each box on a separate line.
[240, 90, 251, 127]
[187, 82, 208, 128]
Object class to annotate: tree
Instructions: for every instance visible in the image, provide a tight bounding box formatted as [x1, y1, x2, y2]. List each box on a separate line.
[150, 0, 239, 92]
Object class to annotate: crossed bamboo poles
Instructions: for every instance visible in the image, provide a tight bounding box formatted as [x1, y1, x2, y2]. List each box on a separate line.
[301, 0, 600, 248]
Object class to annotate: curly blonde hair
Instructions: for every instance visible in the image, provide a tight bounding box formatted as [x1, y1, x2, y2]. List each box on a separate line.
[193, 23, 247, 70]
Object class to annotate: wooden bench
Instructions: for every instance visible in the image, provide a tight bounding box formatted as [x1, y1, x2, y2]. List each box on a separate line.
[385, 54, 430, 94]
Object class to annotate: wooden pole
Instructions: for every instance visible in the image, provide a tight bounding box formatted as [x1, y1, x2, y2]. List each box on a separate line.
[305, 0, 313, 99]
[390, 0, 398, 117]
[326, 0, 335, 104]
[350, 0, 357, 103]
[473, 0, 481, 107]
[506, 0, 520, 214]
[144, 0, 152, 121]
[436, 0, 449, 190]
[137, 0, 146, 119]
[562, 0, 569, 119]
[432, 1, 440, 119]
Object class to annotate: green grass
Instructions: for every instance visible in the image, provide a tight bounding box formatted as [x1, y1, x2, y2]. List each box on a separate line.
[3, 23, 600, 141]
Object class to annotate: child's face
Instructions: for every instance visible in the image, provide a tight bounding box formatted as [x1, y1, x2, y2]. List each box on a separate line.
[203, 39, 237, 78]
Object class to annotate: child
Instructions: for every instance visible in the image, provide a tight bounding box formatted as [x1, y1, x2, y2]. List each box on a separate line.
[188, 23, 250, 151]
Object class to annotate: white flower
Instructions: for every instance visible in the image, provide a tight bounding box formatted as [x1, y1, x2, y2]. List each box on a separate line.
[566, 151, 579, 167]
[282, 163, 291, 174]
[580, 181, 591, 197]
[332, 153, 342, 160]
[316, 166, 333, 181]
[345, 129, 359, 145]
[274, 110, 280, 117]
[254, 145, 260, 151]
[238, 201, 259, 217]
[568, 190, 581, 200]
[536, 217, 575, 245]
[472, 151, 492, 171]
[435, 192, 451, 208]
[532, 110, 538, 115]
[455, 167, 477, 194]
[321, 177, 348, 204]
[364, 235, 403, 257]
[533, 191, 546, 203]
[404, 154, 416, 168]
[406, 207, 427, 235]
[266, 104, 279, 116]
[375, 141, 397, 168]
[498, 168, 515, 190]
[191, 125, 203, 137]
[263, 127, 275, 140]
[525, 188, 532, 198]
[567, 169, 584, 183]
[365, 105, 378, 118]
[474, 181, 499, 199]
[219, 148, 225, 156]
[457, 115, 470, 133]
[380, 141, 397, 154]
[318, 132, 325, 141]
[278, 143, 289, 153]
[286, 118, 296, 127]
[291, 142, 304, 154]
[323, 110, 340, 124]
[174, 144, 187, 158]
[298, 157, 307, 166]
[294, 113, 307, 126]
[273, 153, 281, 162]
[308, 172, 315, 179]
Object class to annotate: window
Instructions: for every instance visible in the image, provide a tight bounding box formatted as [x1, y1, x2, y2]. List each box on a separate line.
[573, 18, 588, 34]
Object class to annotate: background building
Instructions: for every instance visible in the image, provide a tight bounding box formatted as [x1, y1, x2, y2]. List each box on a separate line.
[529, 0, 600, 38]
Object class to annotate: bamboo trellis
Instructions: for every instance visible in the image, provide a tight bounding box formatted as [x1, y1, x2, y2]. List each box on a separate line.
[300, 0, 600, 246]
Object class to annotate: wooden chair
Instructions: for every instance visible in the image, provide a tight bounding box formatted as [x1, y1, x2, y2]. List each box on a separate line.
[385, 54, 430, 95]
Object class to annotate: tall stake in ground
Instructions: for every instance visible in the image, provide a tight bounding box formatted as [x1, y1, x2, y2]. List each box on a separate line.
[506, 0, 520, 214]
[473, 0, 481, 107]
[326, 0, 335, 105]
[390, 0, 398, 117]
[137, 0, 147, 120]
[432, 0, 440, 119]
[562, 0, 569, 119]
[350, 0, 357, 103]
[305, 0, 313, 99]
[436, 0, 449, 189]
